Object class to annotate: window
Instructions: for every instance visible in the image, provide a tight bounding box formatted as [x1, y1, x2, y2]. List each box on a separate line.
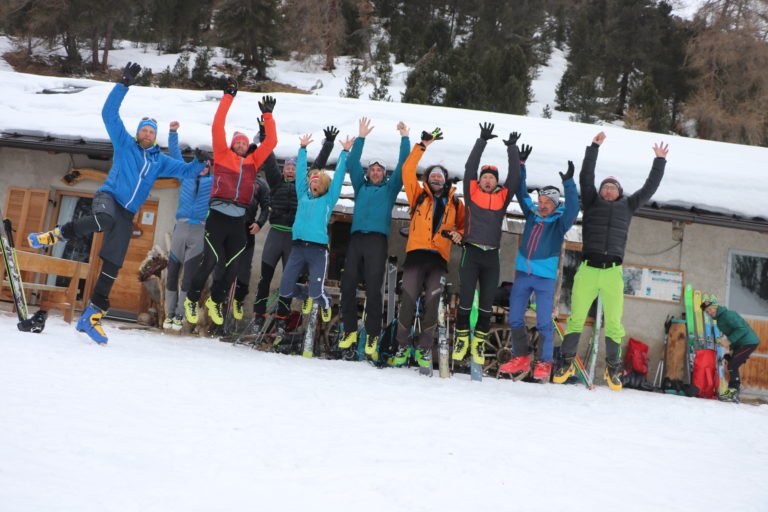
[727, 250, 768, 319]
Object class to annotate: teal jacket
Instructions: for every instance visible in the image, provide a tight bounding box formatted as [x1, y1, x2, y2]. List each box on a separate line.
[291, 147, 348, 245]
[715, 306, 760, 346]
[348, 136, 409, 236]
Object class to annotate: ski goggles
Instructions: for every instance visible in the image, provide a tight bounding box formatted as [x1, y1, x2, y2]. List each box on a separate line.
[141, 116, 157, 124]
[367, 159, 387, 172]
[481, 165, 498, 172]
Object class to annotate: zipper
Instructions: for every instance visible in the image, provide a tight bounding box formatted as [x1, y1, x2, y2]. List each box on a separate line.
[126, 148, 149, 208]
[604, 201, 613, 254]
[233, 157, 244, 203]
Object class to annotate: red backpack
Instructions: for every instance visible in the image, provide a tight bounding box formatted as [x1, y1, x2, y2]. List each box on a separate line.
[692, 349, 719, 399]
[624, 338, 650, 377]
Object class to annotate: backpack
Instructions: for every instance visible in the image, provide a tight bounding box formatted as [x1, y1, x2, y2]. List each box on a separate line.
[692, 349, 719, 399]
[624, 337, 650, 378]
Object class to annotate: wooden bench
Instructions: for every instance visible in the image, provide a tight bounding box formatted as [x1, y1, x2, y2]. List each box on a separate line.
[0, 251, 91, 323]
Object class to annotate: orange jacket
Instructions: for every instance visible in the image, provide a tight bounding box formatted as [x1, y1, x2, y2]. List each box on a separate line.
[402, 143, 465, 263]
[210, 93, 277, 206]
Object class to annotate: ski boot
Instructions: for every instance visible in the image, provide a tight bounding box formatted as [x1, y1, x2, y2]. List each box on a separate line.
[272, 317, 287, 346]
[321, 306, 332, 323]
[338, 331, 357, 349]
[76, 303, 108, 345]
[416, 348, 433, 376]
[532, 360, 553, 381]
[718, 388, 740, 402]
[389, 345, 411, 367]
[552, 356, 576, 384]
[470, 331, 488, 365]
[452, 329, 470, 360]
[499, 354, 531, 378]
[205, 296, 224, 325]
[250, 314, 265, 335]
[184, 298, 199, 324]
[172, 315, 183, 331]
[28, 226, 66, 249]
[232, 299, 244, 321]
[364, 334, 379, 356]
[604, 360, 624, 391]
[301, 297, 313, 315]
[162, 316, 174, 330]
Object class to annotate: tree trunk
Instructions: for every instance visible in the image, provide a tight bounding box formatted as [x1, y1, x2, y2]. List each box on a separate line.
[324, 0, 338, 71]
[101, 20, 114, 71]
[616, 70, 629, 117]
[90, 32, 100, 73]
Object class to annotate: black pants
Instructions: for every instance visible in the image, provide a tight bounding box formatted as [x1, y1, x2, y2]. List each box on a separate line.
[213, 232, 255, 303]
[728, 344, 758, 390]
[254, 228, 293, 315]
[188, 209, 248, 304]
[396, 258, 445, 351]
[340, 232, 388, 337]
[456, 244, 499, 333]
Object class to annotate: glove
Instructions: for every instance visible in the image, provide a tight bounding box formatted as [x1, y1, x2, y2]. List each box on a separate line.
[519, 144, 533, 163]
[258, 116, 266, 142]
[223, 77, 238, 97]
[479, 122, 497, 141]
[194, 148, 211, 164]
[323, 126, 339, 142]
[120, 62, 141, 87]
[503, 131, 521, 146]
[559, 160, 575, 182]
[421, 127, 444, 142]
[258, 95, 276, 114]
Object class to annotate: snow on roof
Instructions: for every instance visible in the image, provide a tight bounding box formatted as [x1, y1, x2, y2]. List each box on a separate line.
[1, 69, 766, 221]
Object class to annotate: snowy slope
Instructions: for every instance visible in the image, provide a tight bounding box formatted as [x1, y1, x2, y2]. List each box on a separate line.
[1, 311, 767, 512]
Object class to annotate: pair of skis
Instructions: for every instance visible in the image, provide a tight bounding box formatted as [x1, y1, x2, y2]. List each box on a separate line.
[0, 218, 47, 333]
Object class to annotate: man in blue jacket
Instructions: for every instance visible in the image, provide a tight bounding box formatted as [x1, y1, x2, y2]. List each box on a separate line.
[163, 121, 213, 331]
[498, 148, 579, 380]
[338, 117, 410, 357]
[28, 62, 208, 344]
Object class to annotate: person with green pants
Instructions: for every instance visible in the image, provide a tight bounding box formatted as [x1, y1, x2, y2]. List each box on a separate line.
[553, 131, 668, 390]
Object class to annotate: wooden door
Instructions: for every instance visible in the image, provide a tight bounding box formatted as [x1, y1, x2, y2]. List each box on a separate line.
[3, 187, 49, 251]
[741, 318, 768, 391]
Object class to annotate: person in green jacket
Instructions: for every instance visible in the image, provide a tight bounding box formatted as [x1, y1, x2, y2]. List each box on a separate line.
[702, 300, 761, 400]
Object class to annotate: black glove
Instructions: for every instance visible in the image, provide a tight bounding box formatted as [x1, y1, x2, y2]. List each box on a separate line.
[120, 62, 141, 87]
[194, 148, 211, 164]
[559, 160, 575, 182]
[323, 126, 339, 142]
[479, 122, 497, 141]
[519, 144, 533, 163]
[223, 77, 238, 97]
[503, 131, 521, 147]
[258, 116, 266, 142]
[258, 95, 276, 114]
[421, 127, 443, 142]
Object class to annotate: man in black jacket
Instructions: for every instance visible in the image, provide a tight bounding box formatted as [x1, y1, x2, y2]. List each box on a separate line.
[554, 131, 668, 390]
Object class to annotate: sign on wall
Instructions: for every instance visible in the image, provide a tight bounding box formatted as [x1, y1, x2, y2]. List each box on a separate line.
[623, 264, 684, 303]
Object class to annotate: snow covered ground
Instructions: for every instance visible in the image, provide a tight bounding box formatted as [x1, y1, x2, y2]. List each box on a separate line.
[1, 311, 767, 512]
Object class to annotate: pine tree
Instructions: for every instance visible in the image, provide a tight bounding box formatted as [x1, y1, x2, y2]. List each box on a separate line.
[369, 41, 392, 101]
[340, 65, 363, 98]
[213, 0, 280, 80]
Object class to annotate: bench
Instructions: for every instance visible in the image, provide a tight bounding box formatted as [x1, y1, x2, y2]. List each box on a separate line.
[0, 251, 91, 323]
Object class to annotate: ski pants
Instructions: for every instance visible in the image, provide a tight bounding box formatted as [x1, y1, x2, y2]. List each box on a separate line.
[254, 227, 293, 315]
[396, 261, 445, 351]
[565, 261, 625, 345]
[340, 232, 388, 338]
[187, 209, 247, 304]
[60, 191, 132, 311]
[727, 343, 758, 389]
[275, 241, 330, 318]
[212, 231, 255, 303]
[456, 244, 499, 334]
[508, 271, 556, 362]
[165, 221, 205, 317]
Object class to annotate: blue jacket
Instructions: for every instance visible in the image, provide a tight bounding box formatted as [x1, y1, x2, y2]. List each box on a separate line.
[348, 136, 409, 236]
[292, 148, 348, 245]
[514, 164, 579, 279]
[168, 130, 213, 224]
[98, 84, 206, 213]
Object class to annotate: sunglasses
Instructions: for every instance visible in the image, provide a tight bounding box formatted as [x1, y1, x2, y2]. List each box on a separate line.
[141, 116, 157, 124]
[481, 165, 498, 172]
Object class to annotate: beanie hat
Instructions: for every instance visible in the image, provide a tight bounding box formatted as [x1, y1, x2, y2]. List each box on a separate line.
[285, 158, 297, 167]
[136, 117, 157, 134]
[480, 164, 499, 181]
[231, 131, 249, 146]
[426, 165, 447, 183]
[539, 186, 561, 207]
[600, 176, 623, 195]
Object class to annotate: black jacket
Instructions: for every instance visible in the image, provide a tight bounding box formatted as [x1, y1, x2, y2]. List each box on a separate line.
[580, 143, 665, 262]
[263, 138, 334, 229]
[245, 175, 271, 228]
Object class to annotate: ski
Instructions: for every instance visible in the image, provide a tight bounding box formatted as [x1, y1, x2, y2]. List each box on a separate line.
[0, 218, 47, 333]
[302, 302, 319, 358]
[437, 295, 450, 378]
[586, 294, 602, 384]
[693, 289, 705, 349]
[683, 284, 696, 380]
[710, 294, 728, 396]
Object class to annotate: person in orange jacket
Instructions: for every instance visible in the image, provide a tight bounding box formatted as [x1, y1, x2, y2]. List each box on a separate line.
[184, 78, 278, 326]
[390, 128, 465, 370]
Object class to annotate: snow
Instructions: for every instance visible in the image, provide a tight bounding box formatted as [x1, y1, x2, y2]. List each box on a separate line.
[0, 311, 766, 511]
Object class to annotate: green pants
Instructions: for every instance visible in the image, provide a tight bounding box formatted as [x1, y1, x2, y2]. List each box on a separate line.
[565, 262, 626, 342]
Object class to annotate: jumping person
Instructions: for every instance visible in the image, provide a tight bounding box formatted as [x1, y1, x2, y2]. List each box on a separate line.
[251, 125, 337, 332]
[338, 117, 410, 357]
[701, 299, 762, 402]
[28, 62, 208, 344]
[272, 133, 353, 339]
[451, 123, 521, 368]
[184, 78, 278, 326]
[163, 121, 213, 331]
[498, 148, 579, 380]
[553, 132, 668, 390]
[392, 128, 465, 370]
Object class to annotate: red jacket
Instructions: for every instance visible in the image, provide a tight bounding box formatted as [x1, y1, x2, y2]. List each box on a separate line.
[210, 94, 277, 206]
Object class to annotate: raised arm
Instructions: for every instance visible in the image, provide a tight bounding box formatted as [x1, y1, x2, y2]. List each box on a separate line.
[387, 122, 411, 202]
[515, 163, 534, 218]
[168, 121, 183, 160]
[580, 131, 605, 207]
[327, 148, 350, 206]
[261, 152, 282, 189]
[557, 161, 580, 232]
[101, 83, 134, 149]
[403, 128, 442, 205]
[247, 95, 278, 169]
[627, 142, 668, 211]
[295, 135, 312, 197]
[312, 125, 339, 170]
[465, 122, 495, 197]
[212, 80, 237, 159]
[502, 131, 521, 200]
